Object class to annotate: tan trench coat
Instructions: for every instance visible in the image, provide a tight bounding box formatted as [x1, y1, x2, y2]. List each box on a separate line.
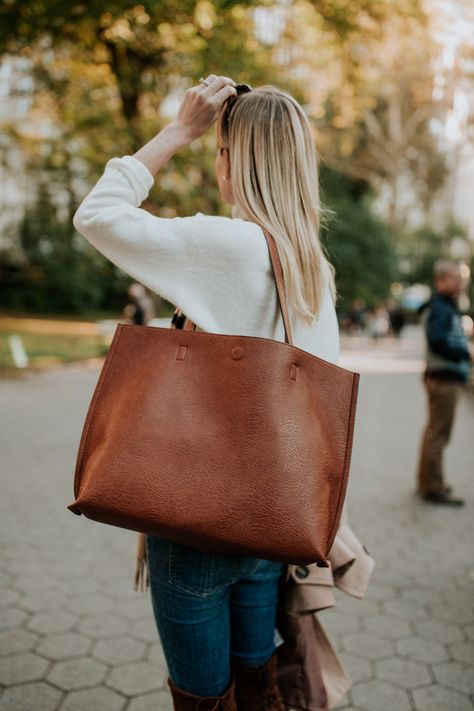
[276, 505, 375, 710]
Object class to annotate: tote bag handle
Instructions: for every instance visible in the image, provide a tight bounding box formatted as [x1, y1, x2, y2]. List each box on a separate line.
[184, 227, 294, 345]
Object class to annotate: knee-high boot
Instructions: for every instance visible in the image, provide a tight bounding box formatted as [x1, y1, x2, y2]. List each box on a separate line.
[231, 650, 286, 710]
[167, 675, 238, 710]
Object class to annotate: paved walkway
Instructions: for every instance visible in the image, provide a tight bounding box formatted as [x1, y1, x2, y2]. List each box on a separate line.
[0, 327, 473, 710]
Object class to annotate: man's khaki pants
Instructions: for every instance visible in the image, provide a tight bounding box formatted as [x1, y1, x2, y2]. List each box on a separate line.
[417, 376, 462, 495]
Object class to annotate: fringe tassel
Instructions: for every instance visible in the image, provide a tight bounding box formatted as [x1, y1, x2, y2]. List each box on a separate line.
[134, 532, 149, 592]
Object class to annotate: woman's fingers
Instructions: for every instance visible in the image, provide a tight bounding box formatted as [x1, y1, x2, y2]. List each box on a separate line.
[202, 73, 218, 86]
[201, 75, 236, 96]
[212, 83, 238, 105]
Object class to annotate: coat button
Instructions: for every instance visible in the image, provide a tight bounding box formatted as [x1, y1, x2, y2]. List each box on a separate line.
[231, 346, 244, 360]
[295, 566, 309, 579]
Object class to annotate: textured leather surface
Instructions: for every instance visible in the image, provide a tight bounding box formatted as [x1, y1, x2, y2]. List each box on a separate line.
[68, 229, 359, 566]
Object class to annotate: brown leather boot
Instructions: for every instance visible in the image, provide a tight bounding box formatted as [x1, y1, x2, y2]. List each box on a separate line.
[231, 650, 286, 710]
[168, 675, 237, 710]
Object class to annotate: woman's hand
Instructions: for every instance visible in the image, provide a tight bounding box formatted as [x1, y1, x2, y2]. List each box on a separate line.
[175, 74, 237, 143]
[132, 75, 236, 176]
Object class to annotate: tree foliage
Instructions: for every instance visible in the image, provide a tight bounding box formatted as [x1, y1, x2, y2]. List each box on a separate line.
[0, 0, 445, 316]
[320, 168, 396, 309]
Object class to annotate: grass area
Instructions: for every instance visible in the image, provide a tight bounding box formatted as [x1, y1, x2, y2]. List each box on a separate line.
[0, 309, 175, 377]
[0, 330, 110, 377]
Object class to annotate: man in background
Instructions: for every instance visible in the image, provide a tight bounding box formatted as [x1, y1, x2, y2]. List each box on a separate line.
[417, 260, 473, 506]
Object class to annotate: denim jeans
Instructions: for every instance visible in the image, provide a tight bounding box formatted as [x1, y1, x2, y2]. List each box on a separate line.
[146, 534, 286, 696]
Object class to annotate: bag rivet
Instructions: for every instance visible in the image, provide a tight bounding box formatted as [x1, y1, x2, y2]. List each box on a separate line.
[231, 346, 244, 360]
[295, 565, 309, 579]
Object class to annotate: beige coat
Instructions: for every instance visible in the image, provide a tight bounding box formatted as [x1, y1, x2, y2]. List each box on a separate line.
[277, 505, 375, 710]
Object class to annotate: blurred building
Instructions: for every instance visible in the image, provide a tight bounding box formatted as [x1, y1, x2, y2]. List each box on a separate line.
[0, 55, 35, 252]
[429, 0, 474, 243]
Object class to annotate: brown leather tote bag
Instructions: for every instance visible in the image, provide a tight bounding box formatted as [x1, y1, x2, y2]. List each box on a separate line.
[68, 228, 359, 566]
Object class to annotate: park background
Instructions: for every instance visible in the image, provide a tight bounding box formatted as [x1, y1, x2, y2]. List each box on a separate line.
[0, 0, 473, 370]
[0, 3, 473, 711]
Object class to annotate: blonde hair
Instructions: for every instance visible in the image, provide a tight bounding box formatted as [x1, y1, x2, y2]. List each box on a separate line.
[216, 85, 336, 325]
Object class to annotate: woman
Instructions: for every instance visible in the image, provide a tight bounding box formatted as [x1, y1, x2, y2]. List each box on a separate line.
[72, 74, 362, 710]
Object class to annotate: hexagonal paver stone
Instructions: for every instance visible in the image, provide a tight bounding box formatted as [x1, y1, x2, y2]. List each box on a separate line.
[0, 681, 62, 711]
[375, 657, 431, 689]
[0, 651, 49, 684]
[28, 610, 77, 635]
[343, 631, 393, 660]
[0, 589, 20, 606]
[365, 614, 412, 639]
[128, 690, 173, 711]
[432, 660, 474, 695]
[0, 628, 38, 654]
[400, 585, 444, 606]
[395, 635, 449, 664]
[414, 618, 463, 644]
[104, 579, 138, 599]
[107, 661, 166, 695]
[36, 632, 91, 660]
[449, 641, 474, 665]
[464, 622, 474, 641]
[62, 576, 99, 595]
[47, 657, 107, 690]
[365, 581, 399, 602]
[332, 701, 357, 711]
[79, 613, 128, 639]
[413, 684, 472, 711]
[0, 606, 27, 630]
[321, 611, 361, 635]
[93, 636, 146, 665]
[148, 643, 167, 669]
[20, 589, 66, 613]
[383, 599, 428, 622]
[130, 618, 160, 643]
[67, 593, 113, 616]
[428, 602, 474, 625]
[352, 679, 411, 711]
[116, 596, 154, 620]
[338, 652, 372, 683]
[60, 686, 126, 711]
[337, 596, 379, 618]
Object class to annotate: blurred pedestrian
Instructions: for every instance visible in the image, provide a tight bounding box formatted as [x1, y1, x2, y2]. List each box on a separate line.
[366, 303, 390, 341]
[347, 298, 366, 335]
[387, 299, 406, 338]
[416, 260, 473, 506]
[122, 282, 155, 325]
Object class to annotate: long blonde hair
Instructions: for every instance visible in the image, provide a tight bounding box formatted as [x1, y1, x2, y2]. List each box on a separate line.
[216, 85, 336, 325]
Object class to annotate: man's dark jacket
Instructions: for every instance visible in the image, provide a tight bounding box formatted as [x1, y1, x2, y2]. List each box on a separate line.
[419, 292, 472, 383]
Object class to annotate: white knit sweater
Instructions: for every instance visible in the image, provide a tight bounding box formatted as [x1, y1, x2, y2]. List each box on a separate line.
[73, 155, 340, 363]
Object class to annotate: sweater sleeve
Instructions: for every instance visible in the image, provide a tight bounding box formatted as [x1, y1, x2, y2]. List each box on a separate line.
[72, 155, 271, 332]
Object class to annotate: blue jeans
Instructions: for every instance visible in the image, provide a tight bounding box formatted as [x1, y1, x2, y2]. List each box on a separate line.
[146, 534, 286, 696]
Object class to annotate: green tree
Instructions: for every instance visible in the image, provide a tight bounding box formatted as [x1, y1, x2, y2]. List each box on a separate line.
[320, 168, 396, 309]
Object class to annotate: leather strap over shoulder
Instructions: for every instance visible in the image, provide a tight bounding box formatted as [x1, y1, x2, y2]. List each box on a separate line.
[181, 227, 293, 346]
[261, 227, 293, 346]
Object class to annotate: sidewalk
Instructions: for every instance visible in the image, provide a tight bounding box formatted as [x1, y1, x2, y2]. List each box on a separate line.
[0, 327, 473, 710]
